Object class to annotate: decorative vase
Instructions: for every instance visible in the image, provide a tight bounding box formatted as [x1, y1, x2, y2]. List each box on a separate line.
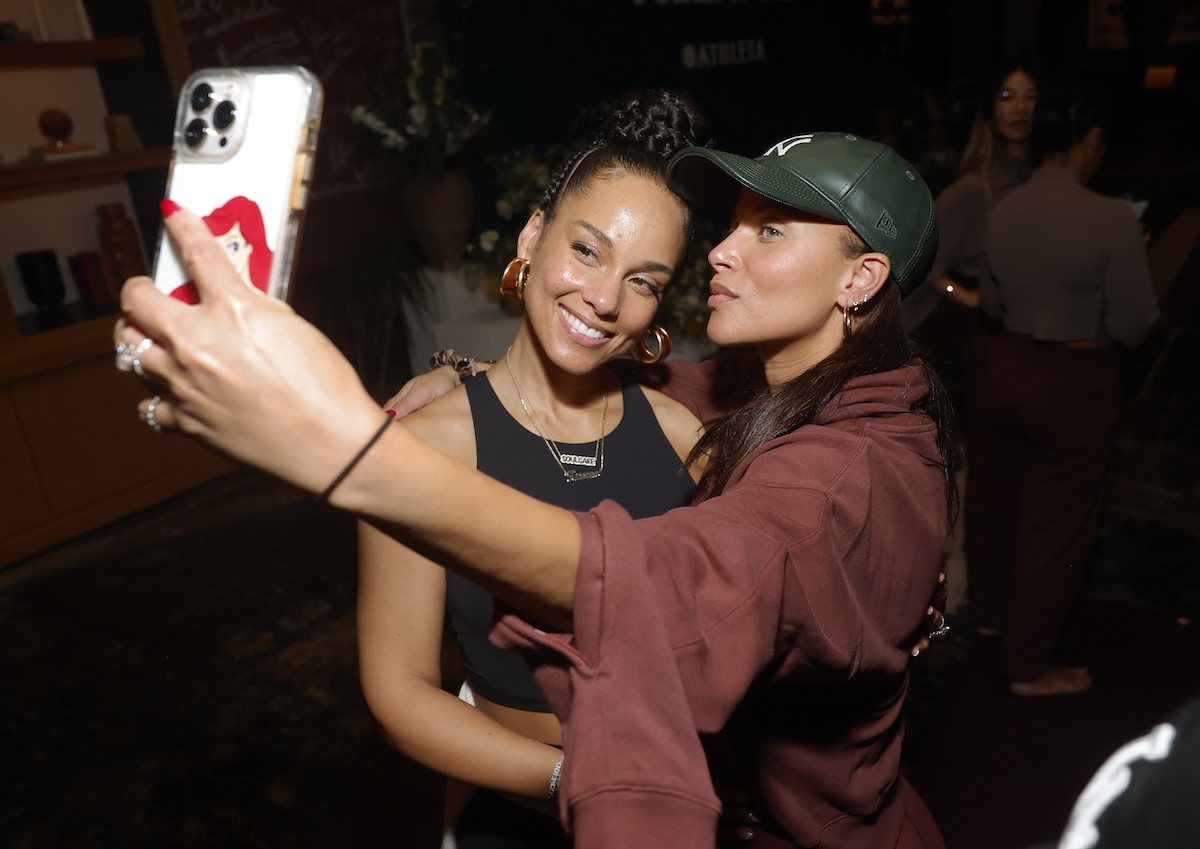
[16, 249, 65, 308]
[399, 170, 474, 271]
[15, 249, 69, 331]
[96, 202, 148, 300]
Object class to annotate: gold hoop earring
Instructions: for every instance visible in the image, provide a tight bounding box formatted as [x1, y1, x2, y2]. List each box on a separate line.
[842, 306, 853, 341]
[500, 258, 530, 301]
[634, 325, 672, 364]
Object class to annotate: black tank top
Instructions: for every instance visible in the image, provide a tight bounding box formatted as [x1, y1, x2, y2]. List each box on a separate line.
[447, 371, 696, 712]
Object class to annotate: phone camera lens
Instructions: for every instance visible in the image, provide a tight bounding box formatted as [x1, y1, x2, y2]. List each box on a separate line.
[213, 100, 236, 131]
[185, 118, 208, 148]
[190, 83, 214, 113]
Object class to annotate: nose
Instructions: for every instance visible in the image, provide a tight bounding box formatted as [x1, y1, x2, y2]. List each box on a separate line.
[581, 271, 623, 319]
[709, 232, 737, 271]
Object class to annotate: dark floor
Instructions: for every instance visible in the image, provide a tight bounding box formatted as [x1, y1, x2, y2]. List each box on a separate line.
[2, 270, 1198, 848]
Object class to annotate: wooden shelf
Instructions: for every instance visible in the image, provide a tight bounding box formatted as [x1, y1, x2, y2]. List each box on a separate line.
[0, 38, 144, 66]
[0, 315, 116, 383]
[0, 4, 225, 569]
[0, 148, 170, 194]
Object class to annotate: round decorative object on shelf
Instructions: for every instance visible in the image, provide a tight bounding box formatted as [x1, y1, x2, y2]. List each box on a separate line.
[38, 108, 74, 144]
[398, 170, 474, 271]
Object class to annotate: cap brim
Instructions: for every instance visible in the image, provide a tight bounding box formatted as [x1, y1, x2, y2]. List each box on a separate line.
[668, 146, 847, 226]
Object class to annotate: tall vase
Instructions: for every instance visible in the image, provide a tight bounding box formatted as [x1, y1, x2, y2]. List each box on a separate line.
[398, 170, 474, 271]
[96, 202, 147, 301]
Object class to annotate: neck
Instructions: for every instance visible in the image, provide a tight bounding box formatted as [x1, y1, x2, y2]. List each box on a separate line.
[1041, 150, 1085, 179]
[1003, 138, 1029, 163]
[505, 327, 613, 412]
[755, 315, 842, 387]
[501, 330, 615, 445]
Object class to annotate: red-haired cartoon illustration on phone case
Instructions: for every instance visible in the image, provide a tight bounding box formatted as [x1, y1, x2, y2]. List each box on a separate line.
[169, 196, 273, 304]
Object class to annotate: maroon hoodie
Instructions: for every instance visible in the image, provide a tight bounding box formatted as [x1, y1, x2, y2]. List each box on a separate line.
[495, 356, 947, 849]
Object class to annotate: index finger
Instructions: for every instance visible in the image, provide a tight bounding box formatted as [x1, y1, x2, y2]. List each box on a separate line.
[160, 200, 254, 301]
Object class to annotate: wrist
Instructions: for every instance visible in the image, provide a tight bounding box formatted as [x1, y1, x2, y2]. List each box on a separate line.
[313, 412, 394, 504]
[430, 349, 495, 384]
[548, 754, 564, 800]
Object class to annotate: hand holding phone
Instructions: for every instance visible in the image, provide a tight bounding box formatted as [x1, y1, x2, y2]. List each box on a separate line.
[152, 66, 323, 304]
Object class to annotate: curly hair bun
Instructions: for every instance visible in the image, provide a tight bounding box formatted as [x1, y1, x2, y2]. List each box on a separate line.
[599, 89, 713, 161]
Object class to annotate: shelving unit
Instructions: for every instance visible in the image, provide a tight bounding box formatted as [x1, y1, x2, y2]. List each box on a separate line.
[0, 9, 230, 568]
[0, 148, 171, 195]
[0, 38, 144, 66]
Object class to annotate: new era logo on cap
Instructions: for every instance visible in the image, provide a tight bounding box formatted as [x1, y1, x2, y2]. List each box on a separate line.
[762, 134, 813, 157]
[876, 210, 897, 239]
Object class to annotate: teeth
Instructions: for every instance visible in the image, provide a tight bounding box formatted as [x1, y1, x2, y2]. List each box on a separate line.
[561, 306, 607, 339]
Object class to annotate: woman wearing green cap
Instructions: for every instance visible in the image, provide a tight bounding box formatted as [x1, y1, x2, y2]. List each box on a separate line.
[115, 131, 957, 849]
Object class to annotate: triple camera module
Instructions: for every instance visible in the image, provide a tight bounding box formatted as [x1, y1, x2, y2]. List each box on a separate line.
[184, 81, 238, 149]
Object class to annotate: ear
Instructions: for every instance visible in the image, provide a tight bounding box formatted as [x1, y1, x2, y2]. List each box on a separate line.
[515, 208, 546, 259]
[838, 252, 891, 309]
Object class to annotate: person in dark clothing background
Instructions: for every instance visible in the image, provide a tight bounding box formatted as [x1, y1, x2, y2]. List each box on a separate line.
[964, 79, 1160, 696]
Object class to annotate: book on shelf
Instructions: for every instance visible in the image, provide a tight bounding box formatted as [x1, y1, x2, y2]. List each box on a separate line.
[68, 251, 115, 317]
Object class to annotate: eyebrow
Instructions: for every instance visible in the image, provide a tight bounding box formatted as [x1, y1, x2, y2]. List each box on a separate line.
[575, 219, 675, 276]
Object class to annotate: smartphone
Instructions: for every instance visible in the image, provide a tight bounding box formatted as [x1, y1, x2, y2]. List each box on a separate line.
[152, 66, 323, 304]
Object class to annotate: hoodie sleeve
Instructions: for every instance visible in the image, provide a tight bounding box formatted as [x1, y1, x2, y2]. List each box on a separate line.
[490, 456, 831, 847]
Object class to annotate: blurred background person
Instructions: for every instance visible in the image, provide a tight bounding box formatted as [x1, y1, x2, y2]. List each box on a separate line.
[901, 55, 1043, 412]
[898, 55, 1043, 617]
[964, 78, 1160, 696]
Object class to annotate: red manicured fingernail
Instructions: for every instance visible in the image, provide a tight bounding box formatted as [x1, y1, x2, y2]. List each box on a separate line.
[160, 199, 181, 218]
[385, 409, 396, 418]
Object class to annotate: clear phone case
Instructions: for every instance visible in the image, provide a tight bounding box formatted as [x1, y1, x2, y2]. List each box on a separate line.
[152, 66, 323, 304]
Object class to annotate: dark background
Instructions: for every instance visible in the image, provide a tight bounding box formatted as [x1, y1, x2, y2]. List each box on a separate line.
[79, 0, 1200, 373]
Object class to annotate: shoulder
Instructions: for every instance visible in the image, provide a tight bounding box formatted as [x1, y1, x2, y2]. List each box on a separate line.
[1091, 191, 1139, 228]
[397, 383, 475, 465]
[637, 384, 705, 475]
[937, 172, 986, 210]
[639, 385, 703, 438]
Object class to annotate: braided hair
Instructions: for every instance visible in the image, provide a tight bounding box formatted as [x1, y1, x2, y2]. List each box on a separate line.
[539, 89, 712, 242]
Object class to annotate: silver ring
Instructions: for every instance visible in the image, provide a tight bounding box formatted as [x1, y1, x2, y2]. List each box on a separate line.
[115, 342, 135, 373]
[131, 338, 154, 378]
[144, 394, 163, 433]
[928, 619, 951, 640]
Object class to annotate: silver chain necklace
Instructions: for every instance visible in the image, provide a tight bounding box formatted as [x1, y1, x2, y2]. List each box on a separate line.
[504, 351, 607, 483]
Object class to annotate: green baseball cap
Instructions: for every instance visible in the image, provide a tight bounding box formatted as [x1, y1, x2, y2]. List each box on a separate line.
[667, 132, 938, 297]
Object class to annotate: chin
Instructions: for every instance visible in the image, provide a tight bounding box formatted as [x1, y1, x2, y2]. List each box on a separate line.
[704, 314, 735, 346]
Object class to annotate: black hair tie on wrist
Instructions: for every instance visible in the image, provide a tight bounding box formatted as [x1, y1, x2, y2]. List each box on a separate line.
[313, 414, 393, 504]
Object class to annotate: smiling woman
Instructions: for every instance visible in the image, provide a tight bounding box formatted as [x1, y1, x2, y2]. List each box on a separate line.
[353, 89, 711, 849]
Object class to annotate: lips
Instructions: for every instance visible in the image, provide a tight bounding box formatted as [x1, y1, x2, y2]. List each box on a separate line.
[708, 281, 735, 308]
[559, 305, 610, 341]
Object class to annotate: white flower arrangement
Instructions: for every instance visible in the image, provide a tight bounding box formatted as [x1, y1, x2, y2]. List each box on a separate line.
[351, 41, 490, 183]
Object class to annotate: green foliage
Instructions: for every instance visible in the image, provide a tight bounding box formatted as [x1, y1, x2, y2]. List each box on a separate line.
[465, 143, 570, 295]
